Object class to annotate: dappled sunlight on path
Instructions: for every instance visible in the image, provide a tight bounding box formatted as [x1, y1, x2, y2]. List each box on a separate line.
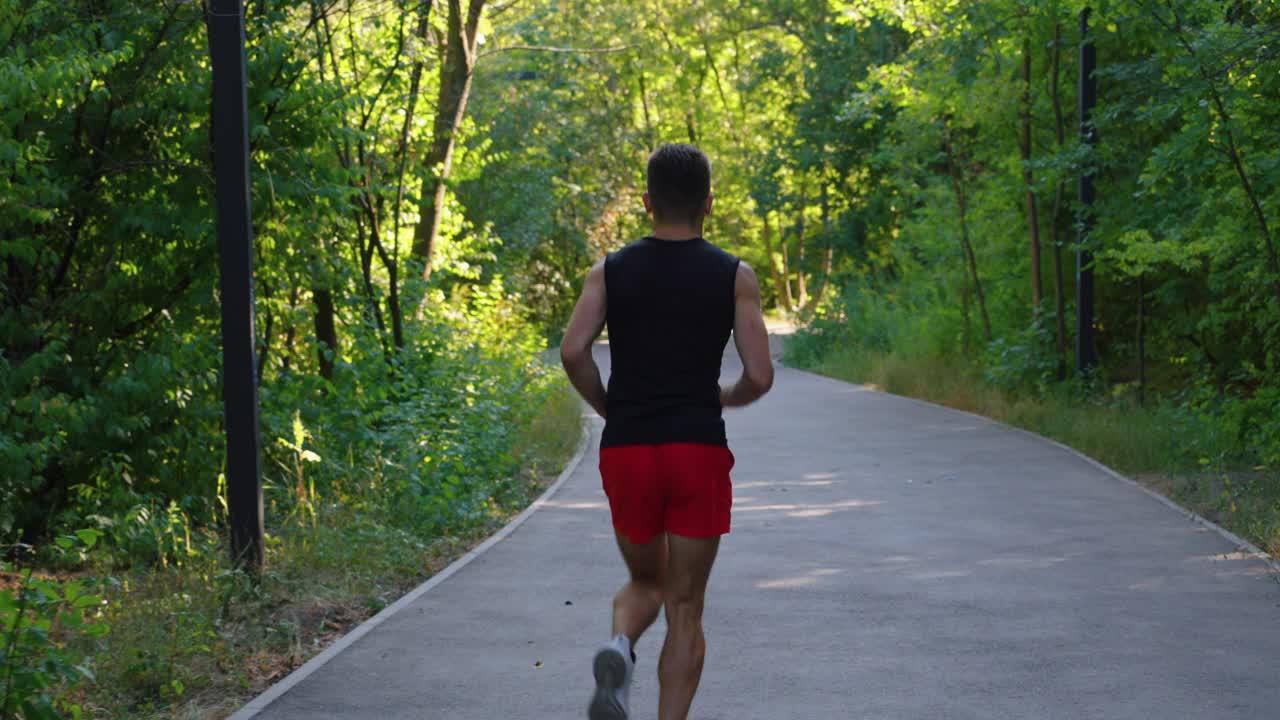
[242, 338, 1280, 720]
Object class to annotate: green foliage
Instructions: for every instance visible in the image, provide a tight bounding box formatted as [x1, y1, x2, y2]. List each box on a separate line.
[1, 0, 585, 714]
[982, 318, 1062, 396]
[5, 0, 1280, 712]
[1, 532, 110, 720]
[0, 0, 580, 545]
[781, 0, 1280, 479]
[92, 500, 209, 571]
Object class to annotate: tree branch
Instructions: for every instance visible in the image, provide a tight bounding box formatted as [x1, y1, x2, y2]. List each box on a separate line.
[111, 270, 200, 341]
[487, 0, 525, 19]
[478, 43, 633, 61]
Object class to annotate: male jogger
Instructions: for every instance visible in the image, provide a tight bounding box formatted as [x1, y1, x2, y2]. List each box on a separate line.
[560, 143, 774, 720]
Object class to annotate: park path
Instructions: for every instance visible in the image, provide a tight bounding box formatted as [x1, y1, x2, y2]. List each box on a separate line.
[236, 338, 1279, 720]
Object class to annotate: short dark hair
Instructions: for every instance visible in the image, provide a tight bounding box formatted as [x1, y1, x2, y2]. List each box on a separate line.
[646, 143, 711, 225]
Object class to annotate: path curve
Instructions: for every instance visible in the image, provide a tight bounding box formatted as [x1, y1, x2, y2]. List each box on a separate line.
[237, 341, 1280, 720]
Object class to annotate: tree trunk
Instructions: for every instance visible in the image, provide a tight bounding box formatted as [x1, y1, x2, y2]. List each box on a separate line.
[811, 244, 834, 313]
[307, 237, 341, 383]
[283, 284, 301, 373]
[411, 0, 486, 283]
[1137, 273, 1146, 406]
[943, 124, 992, 342]
[1050, 21, 1069, 380]
[258, 305, 274, 382]
[387, 1, 432, 348]
[959, 194, 992, 342]
[795, 183, 808, 309]
[637, 68, 655, 152]
[805, 182, 834, 314]
[313, 287, 337, 380]
[779, 223, 795, 312]
[352, 214, 390, 362]
[762, 212, 790, 312]
[1022, 37, 1044, 316]
[961, 252, 973, 355]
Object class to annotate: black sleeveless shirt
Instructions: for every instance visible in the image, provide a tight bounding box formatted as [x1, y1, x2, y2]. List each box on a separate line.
[601, 236, 741, 448]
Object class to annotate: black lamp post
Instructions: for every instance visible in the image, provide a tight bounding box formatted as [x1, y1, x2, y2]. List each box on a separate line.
[209, 0, 264, 570]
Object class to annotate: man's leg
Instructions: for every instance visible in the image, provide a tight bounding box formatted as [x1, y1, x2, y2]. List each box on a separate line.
[612, 531, 667, 647]
[657, 533, 720, 720]
[589, 532, 664, 720]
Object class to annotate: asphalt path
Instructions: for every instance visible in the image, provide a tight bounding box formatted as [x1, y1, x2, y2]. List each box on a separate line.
[236, 337, 1280, 719]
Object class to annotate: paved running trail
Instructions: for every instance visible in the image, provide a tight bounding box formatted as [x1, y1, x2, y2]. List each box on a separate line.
[238, 339, 1280, 719]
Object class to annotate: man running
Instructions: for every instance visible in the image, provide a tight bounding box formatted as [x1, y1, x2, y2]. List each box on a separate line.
[559, 143, 775, 720]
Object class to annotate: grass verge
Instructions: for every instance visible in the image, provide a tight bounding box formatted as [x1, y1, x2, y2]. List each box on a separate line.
[66, 380, 584, 719]
[800, 346, 1280, 558]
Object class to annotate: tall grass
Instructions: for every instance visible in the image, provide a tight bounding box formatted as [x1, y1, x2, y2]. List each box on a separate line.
[74, 378, 584, 719]
[814, 349, 1186, 475]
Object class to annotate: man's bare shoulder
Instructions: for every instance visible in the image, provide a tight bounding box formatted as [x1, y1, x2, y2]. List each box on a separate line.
[734, 261, 760, 295]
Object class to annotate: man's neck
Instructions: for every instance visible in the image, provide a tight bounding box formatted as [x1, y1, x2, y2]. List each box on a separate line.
[650, 222, 703, 241]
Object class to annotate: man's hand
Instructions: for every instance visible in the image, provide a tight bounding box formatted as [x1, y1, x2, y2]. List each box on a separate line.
[559, 260, 608, 418]
[721, 262, 774, 408]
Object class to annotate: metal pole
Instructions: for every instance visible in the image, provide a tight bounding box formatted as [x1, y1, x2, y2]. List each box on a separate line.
[209, 0, 264, 570]
[1076, 7, 1097, 375]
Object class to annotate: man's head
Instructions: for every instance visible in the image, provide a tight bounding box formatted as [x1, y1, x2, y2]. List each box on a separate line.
[644, 143, 712, 227]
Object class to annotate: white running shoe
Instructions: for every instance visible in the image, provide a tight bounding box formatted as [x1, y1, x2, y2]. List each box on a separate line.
[588, 634, 634, 720]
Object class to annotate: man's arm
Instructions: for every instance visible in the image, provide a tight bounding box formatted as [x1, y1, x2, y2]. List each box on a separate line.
[721, 262, 775, 408]
[560, 260, 608, 418]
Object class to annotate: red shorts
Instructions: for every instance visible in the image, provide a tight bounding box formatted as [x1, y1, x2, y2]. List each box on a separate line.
[599, 443, 735, 545]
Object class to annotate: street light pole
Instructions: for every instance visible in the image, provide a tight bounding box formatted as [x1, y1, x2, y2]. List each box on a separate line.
[209, 0, 264, 570]
[1076, 7, 1098, 375]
